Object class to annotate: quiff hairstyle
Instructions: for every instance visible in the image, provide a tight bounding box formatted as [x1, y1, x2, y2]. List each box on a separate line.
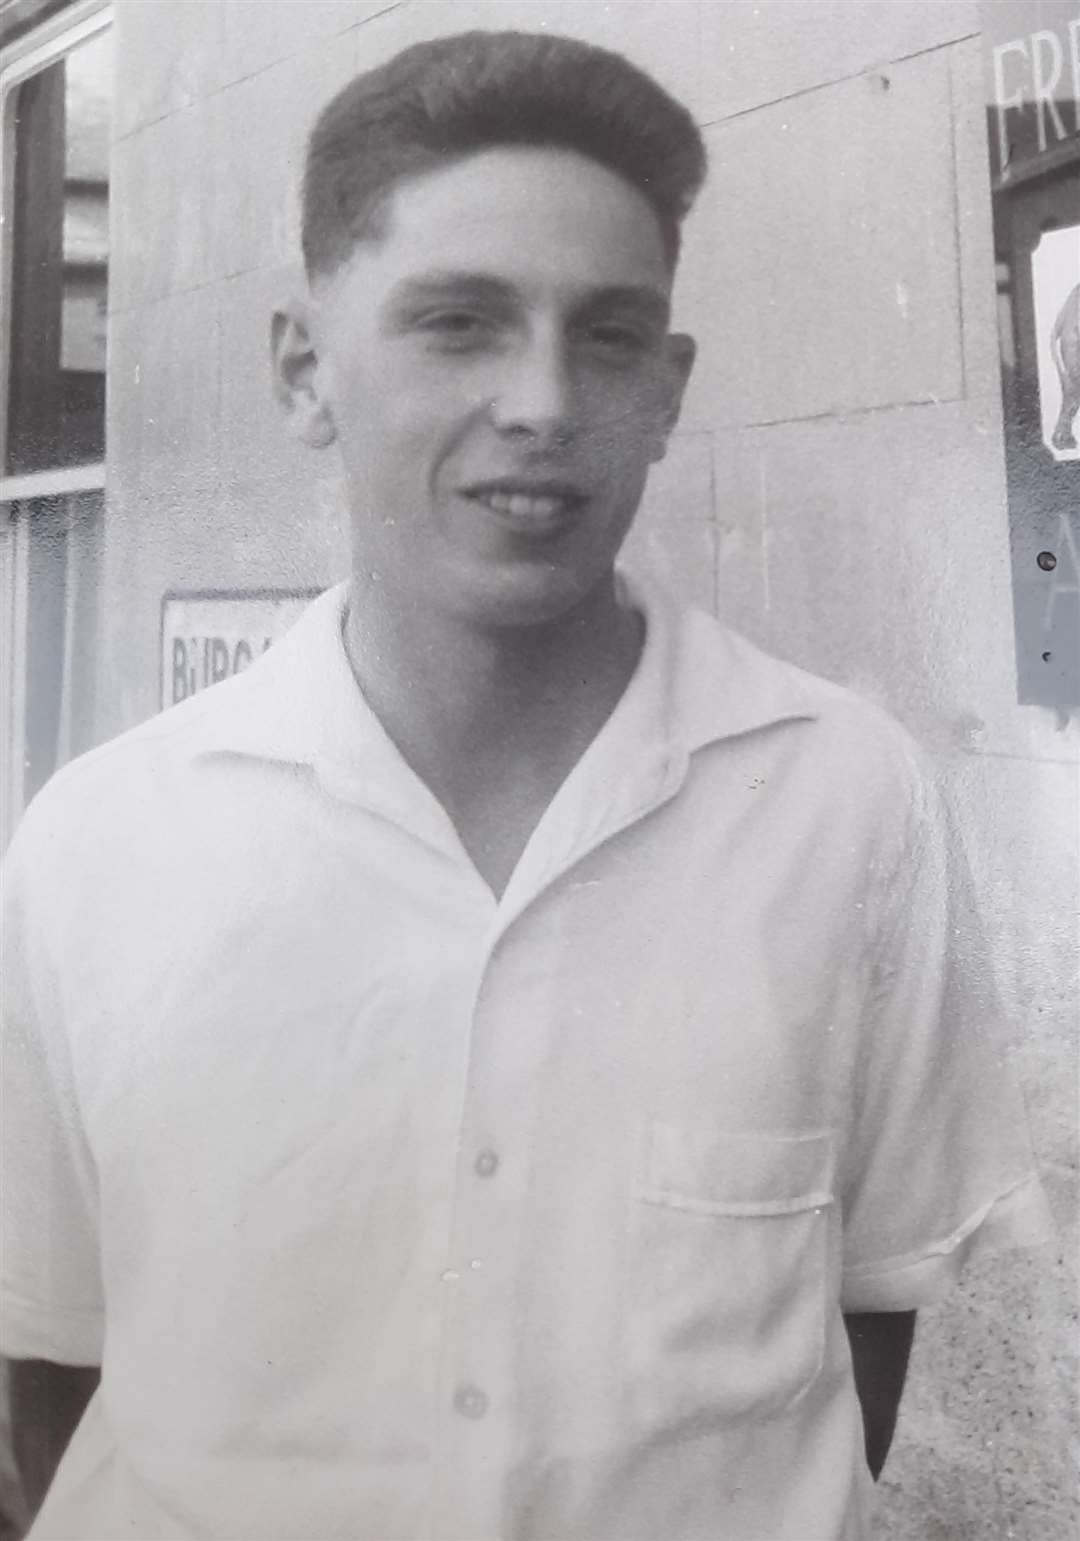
[301, 30, 707, 280]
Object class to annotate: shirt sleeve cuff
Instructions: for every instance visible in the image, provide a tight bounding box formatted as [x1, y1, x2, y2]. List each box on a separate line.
[840, 1171, 1055, 1311]
[0, 1289, 104, 1365]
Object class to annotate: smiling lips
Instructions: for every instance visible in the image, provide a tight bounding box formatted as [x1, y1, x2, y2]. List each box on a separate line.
[463, 481, 587, 534]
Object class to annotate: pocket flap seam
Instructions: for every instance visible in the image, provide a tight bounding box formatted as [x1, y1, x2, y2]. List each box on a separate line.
[637, 1122, 836, 1215]
[635, 1185, 835, 1218]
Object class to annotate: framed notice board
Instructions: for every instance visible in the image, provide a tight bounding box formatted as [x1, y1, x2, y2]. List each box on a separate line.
[982, 2, 1080, 708]
[160, 589, 322, 710]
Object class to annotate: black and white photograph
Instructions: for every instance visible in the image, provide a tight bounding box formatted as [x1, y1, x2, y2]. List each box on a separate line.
[0, 2, 1076, 1539]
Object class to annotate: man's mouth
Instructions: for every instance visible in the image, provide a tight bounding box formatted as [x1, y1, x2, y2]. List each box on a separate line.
[462, 482, 587, 529]
[478, 490, 573, 518]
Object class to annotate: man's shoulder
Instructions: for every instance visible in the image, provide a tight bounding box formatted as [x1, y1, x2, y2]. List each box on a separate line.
[672, 609, 933, 888]
[26, 660, 273, 822]
[678, 602, 925, 792]
[39, 583, 345, 796]
[7, 589, 337, 879]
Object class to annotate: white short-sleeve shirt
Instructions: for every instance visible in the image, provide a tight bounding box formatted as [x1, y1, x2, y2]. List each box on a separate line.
[1, 572, 1049, 1540]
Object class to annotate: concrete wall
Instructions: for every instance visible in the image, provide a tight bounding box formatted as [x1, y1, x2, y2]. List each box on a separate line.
[102, 2, 1077, 1535]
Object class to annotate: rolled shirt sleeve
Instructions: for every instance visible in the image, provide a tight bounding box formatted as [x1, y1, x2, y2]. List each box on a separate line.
[1, 802, 105, 1365]
[839, 760, 1053, 1311]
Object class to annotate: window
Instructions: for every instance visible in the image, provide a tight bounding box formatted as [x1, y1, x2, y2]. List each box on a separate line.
[0, 0, 111, 843]
[983, 1, 1080, 708]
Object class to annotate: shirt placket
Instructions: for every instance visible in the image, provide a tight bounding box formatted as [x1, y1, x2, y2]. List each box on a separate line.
[427, 926, 549, 1541]
[420, 598, 690, 1537]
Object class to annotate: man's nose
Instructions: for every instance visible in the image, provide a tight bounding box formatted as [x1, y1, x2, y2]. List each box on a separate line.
[488, 335, 576, 444]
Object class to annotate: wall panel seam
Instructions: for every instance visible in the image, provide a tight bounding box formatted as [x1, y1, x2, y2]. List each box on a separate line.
[110, 0, 408, 141]
[946, 43, 968, 402]
[697, 30, 981, 131]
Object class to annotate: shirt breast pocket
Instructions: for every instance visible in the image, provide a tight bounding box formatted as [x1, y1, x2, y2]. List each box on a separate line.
[627, 1124, 835, 1432]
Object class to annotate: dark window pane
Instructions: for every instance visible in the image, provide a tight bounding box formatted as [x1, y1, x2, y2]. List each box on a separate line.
[17, 486, 103, 801]
[7, 29, 111, 475]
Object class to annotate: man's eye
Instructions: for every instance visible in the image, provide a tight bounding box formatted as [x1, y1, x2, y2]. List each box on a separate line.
[582, 323, 655, 357]
[418, 311, 496, 347]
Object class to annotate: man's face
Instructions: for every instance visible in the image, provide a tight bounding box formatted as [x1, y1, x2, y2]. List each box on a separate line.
[299, 145, 694, 630]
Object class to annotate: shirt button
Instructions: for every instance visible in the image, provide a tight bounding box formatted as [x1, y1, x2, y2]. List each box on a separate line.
[474, 1148, 499, 1178]
[453, 1384, 489, 1420]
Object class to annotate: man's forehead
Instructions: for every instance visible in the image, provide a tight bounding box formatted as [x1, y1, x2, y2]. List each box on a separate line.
[329, 145, 674, 307]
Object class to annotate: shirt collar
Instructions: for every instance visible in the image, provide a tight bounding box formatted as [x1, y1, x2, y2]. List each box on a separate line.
[192, 568, 822, 775]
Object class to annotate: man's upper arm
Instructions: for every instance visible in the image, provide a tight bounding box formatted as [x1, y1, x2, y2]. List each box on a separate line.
[839, 753, 1051, 1313]
[1, 804, 105, 1366]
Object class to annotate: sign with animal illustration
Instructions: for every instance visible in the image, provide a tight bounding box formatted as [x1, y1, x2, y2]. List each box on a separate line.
[983, 2, 1080, 709]
[1032, 228, 1079, 460]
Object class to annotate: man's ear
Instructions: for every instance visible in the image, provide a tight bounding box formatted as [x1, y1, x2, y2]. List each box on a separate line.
[650, 331, 696, 463]
[270, 298, 336, 449]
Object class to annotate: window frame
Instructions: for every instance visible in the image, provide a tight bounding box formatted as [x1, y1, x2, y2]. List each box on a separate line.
[0, 0, 111, 847]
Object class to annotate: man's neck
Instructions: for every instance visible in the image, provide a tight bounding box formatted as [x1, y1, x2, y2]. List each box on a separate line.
[342, 573, 644, 893]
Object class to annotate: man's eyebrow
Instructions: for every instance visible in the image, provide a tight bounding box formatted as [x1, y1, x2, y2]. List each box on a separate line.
[382, 272, 671, 325]
[383, 272, 519, 311]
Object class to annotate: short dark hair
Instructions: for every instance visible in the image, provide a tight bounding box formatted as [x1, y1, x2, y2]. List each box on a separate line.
[301, 30, 707, 280]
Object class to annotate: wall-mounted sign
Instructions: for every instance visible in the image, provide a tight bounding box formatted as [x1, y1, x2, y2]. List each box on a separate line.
[982, 2, 1080, 709]
[160, 590, 320, 709]
[1033, 228, 1079, 461]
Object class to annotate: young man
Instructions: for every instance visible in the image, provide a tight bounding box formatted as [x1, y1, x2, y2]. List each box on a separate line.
[1, 30, 1049, 1541]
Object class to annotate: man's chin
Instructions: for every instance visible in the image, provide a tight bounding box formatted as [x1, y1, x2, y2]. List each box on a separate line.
[444, 556, 621, 634]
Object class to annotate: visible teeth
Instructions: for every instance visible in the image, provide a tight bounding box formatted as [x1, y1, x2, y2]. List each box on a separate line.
[481, 492, 570, 518]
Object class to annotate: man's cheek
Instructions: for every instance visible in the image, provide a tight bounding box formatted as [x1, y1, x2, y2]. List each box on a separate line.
[585, 377, 664, 441]
[587, 413, 659, 476]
